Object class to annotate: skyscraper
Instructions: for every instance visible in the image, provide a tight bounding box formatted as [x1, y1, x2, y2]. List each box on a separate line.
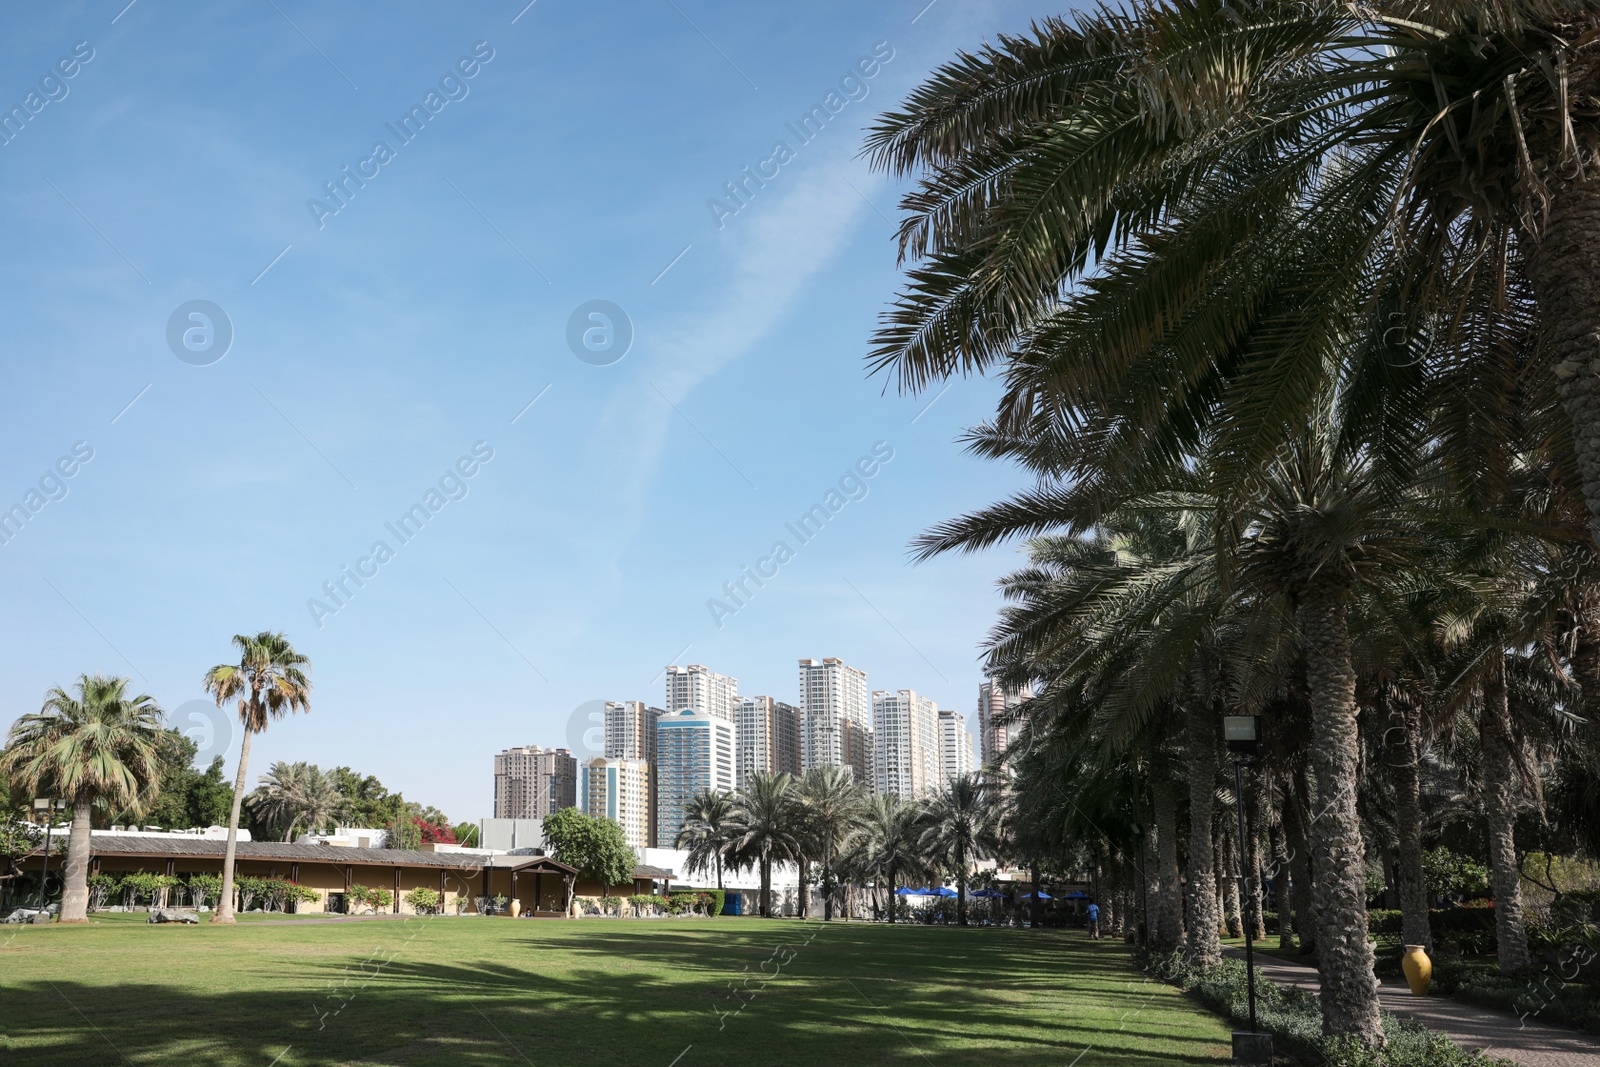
[797, 657, 871, 782]
[581, 757, 652, 849]
[937, 707, 974, 785]
[492, 745, 577, 819]
[734, 695, 802, 786]
[977, 678, 1033, 769]
[664, 664, 738, 721]
[872, 689, 941, 798]
[604, 700, 662, 762]
[654, 708, 736, 846]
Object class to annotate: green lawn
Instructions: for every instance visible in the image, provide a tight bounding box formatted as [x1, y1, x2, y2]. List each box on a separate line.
[0, 916, 1234, 1066]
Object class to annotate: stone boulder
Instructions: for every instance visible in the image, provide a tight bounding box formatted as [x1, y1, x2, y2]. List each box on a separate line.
[147, 908, 200, 924]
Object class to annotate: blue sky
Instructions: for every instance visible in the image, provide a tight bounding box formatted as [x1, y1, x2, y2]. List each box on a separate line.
[0, 0, 1047, 821]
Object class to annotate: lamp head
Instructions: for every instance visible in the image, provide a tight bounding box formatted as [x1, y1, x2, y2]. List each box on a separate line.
[1224, 715, 1261, 757]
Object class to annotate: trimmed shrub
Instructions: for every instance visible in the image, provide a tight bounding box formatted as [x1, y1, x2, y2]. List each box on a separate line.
[403, 887, 442, 914]
[707, 889, 725, 916]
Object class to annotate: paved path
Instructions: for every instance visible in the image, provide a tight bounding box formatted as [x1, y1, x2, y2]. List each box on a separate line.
[1224, 947, 1600, 1067]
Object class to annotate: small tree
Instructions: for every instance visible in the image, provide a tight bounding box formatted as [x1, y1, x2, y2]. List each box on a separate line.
[543, 808, 635, 900]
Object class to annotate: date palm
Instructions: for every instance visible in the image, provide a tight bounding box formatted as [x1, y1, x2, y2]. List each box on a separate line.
[204, 631, 311, 924]
[1, 675, 163, 922]
[727, 772, 800, 918]
[675, 788, 736, 890]
[865, 0, 1600, 535]
[796, 765, 867, 920]
[249, 761, 345, 841]
[840, 793, 929, 923]
[918, 773, 999, 925]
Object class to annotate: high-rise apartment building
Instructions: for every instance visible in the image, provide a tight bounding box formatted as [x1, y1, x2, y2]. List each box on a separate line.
[664, 664, 738, 721]
[977, 678, 1033, 769]
[492, 745, 577, 819]
[604, 700, 662, 762]
[797, 657, 871, 783]
[654, 709, 736, 847]
[581, 757, 652, 850]
[872, 689, 941, 798]
[734, 695, 802, 786]
[937, 708, 974, 785]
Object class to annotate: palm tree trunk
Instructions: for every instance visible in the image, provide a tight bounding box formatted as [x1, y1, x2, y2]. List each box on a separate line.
[1151, 778, 1183, 949]
[1387, 693, 1432, 952]
[1480, 651, 1531, 972]
[823, 848, 833, 921]
[957, 853, 968, 927]
[1296, 579, 1383, 1047]
[1530, 180, 1600, 535]
[59, 800, 92, 923]
[887, 861, 896, 924]
[1184, 699, 1221, 967]
[796, 855, 809, 919]
[760, 855, 771, 918]
[1272, 819, 1296, 952]
[1247, 768, 1269, 942]
[1573, 586, 1600, 752]
[214, 723, 254, 924]
[1221, 822, 1244, 940]
[1284, 767, 1318, 958]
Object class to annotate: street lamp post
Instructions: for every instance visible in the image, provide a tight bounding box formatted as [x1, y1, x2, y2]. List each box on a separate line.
[1223, 716, 1272, 1066]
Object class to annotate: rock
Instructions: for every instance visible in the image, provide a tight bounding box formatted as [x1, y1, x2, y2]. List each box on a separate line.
[147, 908, 200, 924]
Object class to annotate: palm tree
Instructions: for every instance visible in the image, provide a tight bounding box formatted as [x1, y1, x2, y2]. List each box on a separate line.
[841, 793, 928, 923]
[294, 765, 345, 838]
[918, 773, 998, 925]
[864, 1, 1600, 534]
[204, 631, 311, 924]
[727, 772, 800, 918]
[675, 789, 736, 890]
[0, 675, 164, 922]
[796, 765, 866, 920]
[251, 762, 345, 841]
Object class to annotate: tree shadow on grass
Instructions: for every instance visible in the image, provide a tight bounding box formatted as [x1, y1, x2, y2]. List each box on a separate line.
[0, 926, 1231, 1067]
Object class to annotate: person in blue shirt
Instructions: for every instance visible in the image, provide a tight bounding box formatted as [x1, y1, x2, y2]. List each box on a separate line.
[1085, 900, 1101, 939]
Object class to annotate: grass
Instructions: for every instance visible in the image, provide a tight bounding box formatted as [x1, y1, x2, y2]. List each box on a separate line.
[0, 916, 1235, 1066]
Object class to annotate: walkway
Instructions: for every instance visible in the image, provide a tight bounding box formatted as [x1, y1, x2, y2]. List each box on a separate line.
[1224, 947, 1600, 1067]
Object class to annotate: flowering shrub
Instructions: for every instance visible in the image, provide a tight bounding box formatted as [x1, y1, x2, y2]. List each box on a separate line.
[346, 884, 395, 914]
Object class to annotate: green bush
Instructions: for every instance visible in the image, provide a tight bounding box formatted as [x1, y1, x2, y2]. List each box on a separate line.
[403, 887, 441, 914]
[597, 895, 623, 916]
[707, 889, 725, 916]
[627, 893, 661, 916]
[87, 873, 118, 911]
[1146, 950, 1515, 1066]
[187, 873, 221, 909]
[1433, 962, 1600, 1036]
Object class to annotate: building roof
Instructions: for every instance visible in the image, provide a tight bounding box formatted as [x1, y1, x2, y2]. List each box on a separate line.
[632, 864, 674, 880]
[87, 835, 577, 874]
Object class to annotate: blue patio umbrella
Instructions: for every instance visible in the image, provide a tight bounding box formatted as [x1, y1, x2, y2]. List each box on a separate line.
[1064, 891, 1090, 900]
[970, 889, 999, 898]
[1021, 891, 1053, 900]
[933, 886, 958, 897]
[893, 887, 920, 896]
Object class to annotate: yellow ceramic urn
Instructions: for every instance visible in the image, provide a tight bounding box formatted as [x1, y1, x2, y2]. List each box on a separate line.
[1401, 945, 1432, 995]
[509, 898, 522, 919]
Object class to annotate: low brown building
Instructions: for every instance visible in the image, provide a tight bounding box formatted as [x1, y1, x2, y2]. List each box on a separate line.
[14, 835, 669, 917]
